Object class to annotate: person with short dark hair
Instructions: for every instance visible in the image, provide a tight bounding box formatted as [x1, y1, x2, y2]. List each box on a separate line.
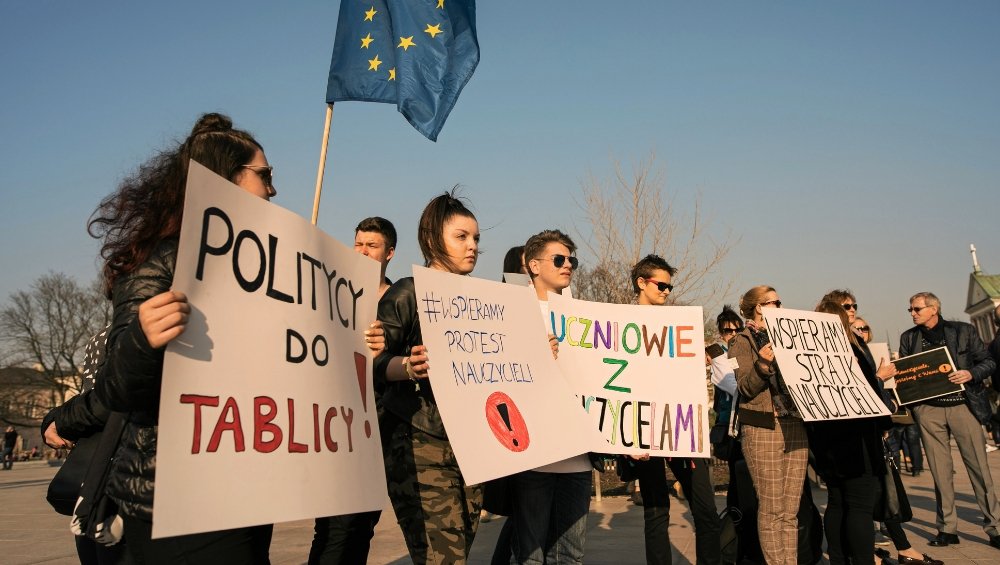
[373, 190, 483, 564]
[898, 292, 1000, 549]
[625, 254, 722, 565]
[354, 216, 397, 298]
[505, 228, 590, 565]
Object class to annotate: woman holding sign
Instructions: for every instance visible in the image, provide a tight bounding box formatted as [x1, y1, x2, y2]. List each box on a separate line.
[88, 114, 277, 563]
[808, 299, 899, 565]
[373, 191, 483, 564]
[728, 285, 808, 565]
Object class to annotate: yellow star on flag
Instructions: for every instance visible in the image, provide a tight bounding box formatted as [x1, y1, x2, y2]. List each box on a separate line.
[368, 54, 382, 71]
[364, 7, 377, 21]
[437, 0, 444, 8]
[424, 24, 443, 38]
[360, 33, 374, 49]
[389, 68, 396, 81]
[398, 36, 416, 51]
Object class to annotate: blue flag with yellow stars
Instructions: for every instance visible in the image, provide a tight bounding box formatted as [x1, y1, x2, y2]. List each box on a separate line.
[326, 0, 479, 142]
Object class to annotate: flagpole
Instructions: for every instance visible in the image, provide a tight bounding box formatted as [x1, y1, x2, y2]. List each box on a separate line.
[311, 103, 335, 225]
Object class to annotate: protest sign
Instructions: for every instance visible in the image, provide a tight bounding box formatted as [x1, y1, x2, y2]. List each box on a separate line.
[761, 308, 891, 422]
[548, 293, 710, 456]
[413, 266, 593, 485]
[867, 342, 893, 388]
[892, 347, 962, 406]
[153, 161, 385, 538]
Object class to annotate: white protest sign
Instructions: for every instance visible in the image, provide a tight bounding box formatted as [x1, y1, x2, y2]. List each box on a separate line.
[867, 342, 893, 388]
[548, 293, 710, 456]
[413, 266, 593, 485]
[761, 308, 891, 422]
[153, 161, 385, 538]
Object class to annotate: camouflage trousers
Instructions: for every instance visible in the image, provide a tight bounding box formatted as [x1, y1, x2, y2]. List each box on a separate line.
[382, 414, 483, 565]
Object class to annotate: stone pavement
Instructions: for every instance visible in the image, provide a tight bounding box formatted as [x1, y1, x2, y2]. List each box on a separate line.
[2, 444, 1000, 564]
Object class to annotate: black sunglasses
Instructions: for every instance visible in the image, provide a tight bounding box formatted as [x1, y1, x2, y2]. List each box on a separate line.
[854, 326, 870, 332]
[720, 327, 742, 335]
[644, 278, 674, 292]
[907, 305, 932, 314]
[842, 303, 859, 311]
[540, 254, 579, 270]
[242, 165, 274, 191]
[760, 300, 782, 308]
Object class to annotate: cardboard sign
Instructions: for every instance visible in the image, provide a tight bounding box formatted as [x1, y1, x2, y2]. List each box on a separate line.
[547, 293, 710, 456]
[153, 162, 385, 538]
[761, 308, 892, 422]
[413, 266, 593, 485]
[867, 342, 893, 388]
[892, 346, 962, 406]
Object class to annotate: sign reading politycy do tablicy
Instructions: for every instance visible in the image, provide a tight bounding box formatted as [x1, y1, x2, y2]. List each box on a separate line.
[892, 346, 961, 406]
[548, 293, 710, 457]
[153, 161, 385, 538]
[761, 308, 891, 422]
[413, 266, 594, 485]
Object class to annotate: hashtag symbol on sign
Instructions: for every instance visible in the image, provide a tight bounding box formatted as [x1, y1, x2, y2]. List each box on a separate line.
[421, 292, 441, 323]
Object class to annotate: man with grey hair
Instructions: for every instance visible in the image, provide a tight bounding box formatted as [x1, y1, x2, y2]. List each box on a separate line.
[899, 292, 1000, 549]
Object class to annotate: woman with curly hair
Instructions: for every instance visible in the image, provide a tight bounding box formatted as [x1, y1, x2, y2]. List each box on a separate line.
[90, 113, 276, 564]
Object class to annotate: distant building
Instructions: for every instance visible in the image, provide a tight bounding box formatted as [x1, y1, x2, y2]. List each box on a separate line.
[965, 244, 1000, 342]
[0, 367, 76, 456]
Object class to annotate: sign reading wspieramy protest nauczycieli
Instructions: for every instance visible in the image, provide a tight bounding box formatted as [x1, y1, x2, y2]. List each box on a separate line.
[547, 293, 710, 456]
[892, 347, 962, 406]
[153, 161, 385, 539]
[413, 266, 595, 485]
[761, 308, 892, 422]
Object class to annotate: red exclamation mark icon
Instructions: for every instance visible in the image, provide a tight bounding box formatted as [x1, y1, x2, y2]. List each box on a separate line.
[485, 391, 529, 452]
[354, 352, 372, 438]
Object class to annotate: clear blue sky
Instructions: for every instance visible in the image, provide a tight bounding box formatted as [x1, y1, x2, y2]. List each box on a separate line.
[2, 1, 998, 350]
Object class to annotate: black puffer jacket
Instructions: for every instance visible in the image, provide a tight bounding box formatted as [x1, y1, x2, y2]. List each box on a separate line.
[95, 238, 177, 520]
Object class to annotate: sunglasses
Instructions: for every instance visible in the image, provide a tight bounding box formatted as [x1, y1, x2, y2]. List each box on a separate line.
[242, 165, 275, 192]
[539, 254, 579, 270]
[760, 300, 782, 308]
[720, 327, 742, 335]
[907, 305, 932, 314]
[854, 326, 870, 332]
[842, 303, 858, 311]
[644, 278, 673, 292]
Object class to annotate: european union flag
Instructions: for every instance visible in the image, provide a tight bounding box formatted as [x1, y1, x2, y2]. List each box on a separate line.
[325, 0, 479, 142]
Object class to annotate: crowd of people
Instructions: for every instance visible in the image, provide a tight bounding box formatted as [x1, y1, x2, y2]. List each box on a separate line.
[39, 113, 1000, 565]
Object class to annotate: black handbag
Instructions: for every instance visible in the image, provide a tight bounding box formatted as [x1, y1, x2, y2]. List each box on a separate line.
[46, 431, 102, 516]
[874, 442, 913, 523]
[73, 412, 127, 543]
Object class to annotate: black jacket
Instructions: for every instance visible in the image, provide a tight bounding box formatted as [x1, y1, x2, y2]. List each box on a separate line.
[899, 318, 996, 424]
[806, 340, 891, 480]
[95, 239, 177, 520]
[373, 277, 448, 438]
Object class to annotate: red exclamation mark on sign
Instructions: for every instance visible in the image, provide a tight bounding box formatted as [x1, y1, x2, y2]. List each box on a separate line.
[485, 391, 529, 452]
[354, 352, 372, 438]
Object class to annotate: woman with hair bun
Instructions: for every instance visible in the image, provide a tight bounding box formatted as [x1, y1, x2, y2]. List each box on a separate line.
[90, 113, 277, 563]
[728, 285, 807, 565]
[373, 190, 483, 564]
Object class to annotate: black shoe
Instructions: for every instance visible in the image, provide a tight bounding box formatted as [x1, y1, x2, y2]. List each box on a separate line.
[990, 534, 1000, 549]
[912, 469, 922, 477]
[898, 554, 943, 565]
[927, 532, 959, 546]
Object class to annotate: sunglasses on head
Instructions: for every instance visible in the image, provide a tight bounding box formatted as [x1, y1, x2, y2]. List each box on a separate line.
[540, 254, 579, 270]
[842, 303, 859, 311]
[644, 278, 673, 292]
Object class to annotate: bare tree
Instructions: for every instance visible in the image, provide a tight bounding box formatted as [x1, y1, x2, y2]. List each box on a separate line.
[572, 153, 739, 315]
[0, 273, 110, 402]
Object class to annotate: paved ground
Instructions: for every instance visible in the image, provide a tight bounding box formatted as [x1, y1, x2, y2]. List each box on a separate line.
[2, 443, 1000, 564]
